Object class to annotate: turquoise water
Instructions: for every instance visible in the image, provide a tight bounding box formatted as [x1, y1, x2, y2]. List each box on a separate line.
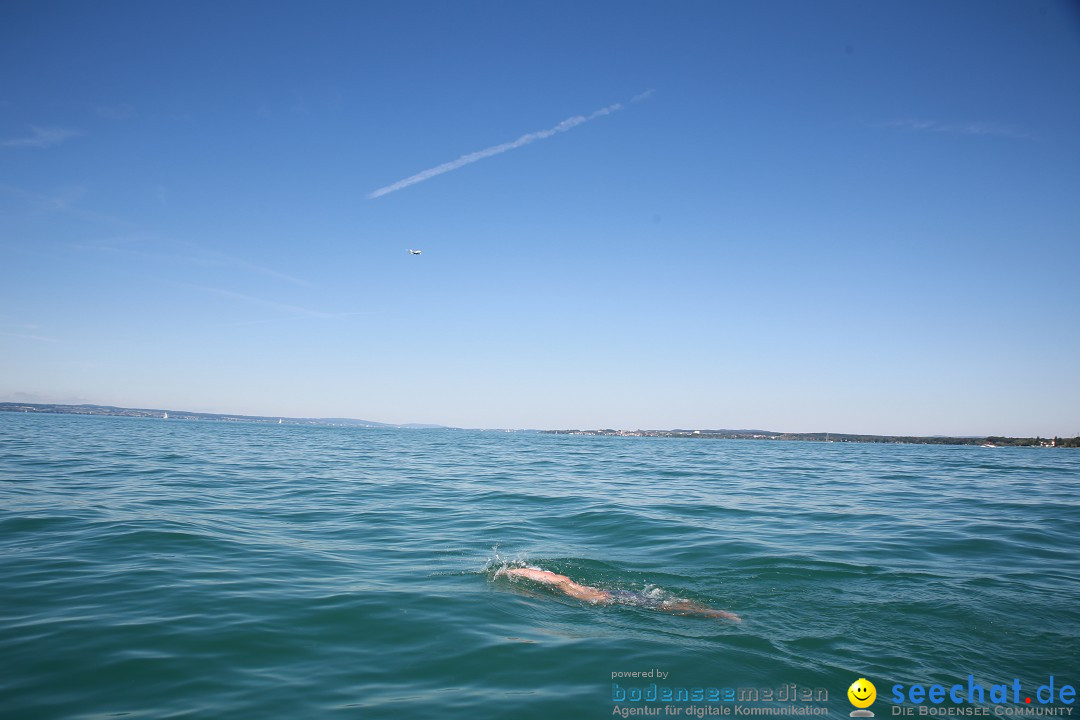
[1, 413, 1078, 719]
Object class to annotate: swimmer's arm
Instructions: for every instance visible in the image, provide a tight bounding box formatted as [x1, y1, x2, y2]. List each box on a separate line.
[499, 569, 738, 619]
[500, 568, 611, 604]
[557, 579, 611, 604]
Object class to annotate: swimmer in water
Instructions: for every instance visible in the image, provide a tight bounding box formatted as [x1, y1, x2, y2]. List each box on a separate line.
[496, 567, 740, 622]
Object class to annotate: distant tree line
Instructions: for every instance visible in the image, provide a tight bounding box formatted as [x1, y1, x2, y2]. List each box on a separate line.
[984, 436, 1080, 448]
[542, 428, 1080, 448]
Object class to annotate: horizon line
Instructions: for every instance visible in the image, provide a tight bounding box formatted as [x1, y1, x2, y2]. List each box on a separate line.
[0, 401, 1073, 440]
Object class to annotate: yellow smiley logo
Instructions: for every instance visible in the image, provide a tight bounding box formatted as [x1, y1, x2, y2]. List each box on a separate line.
[848, 678, 876, 709]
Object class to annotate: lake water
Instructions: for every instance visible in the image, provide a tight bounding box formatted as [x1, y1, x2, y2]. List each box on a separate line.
[1, 413, 1078, 719]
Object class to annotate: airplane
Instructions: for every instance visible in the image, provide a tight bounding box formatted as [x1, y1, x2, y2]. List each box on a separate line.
[408, 249, 422, 255]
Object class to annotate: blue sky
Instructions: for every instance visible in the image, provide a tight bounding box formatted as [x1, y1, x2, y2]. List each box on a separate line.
[2, 1, 1078, 435]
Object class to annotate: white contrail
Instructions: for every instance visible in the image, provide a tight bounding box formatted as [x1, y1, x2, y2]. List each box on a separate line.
[367, 101, 627, 199]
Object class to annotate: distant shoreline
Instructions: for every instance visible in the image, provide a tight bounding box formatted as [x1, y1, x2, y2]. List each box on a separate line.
[542, 429, 1080, 448]
[0, 403, 445, 430]
[2, 402, 1075, 447]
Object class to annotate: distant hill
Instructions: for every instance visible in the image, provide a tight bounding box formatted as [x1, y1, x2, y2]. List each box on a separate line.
[0, 403, 450, 429]
[310, 417, 393, 427]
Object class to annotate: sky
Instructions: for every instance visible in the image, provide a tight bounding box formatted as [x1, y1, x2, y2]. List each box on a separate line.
[1, 1, 1078, 435]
